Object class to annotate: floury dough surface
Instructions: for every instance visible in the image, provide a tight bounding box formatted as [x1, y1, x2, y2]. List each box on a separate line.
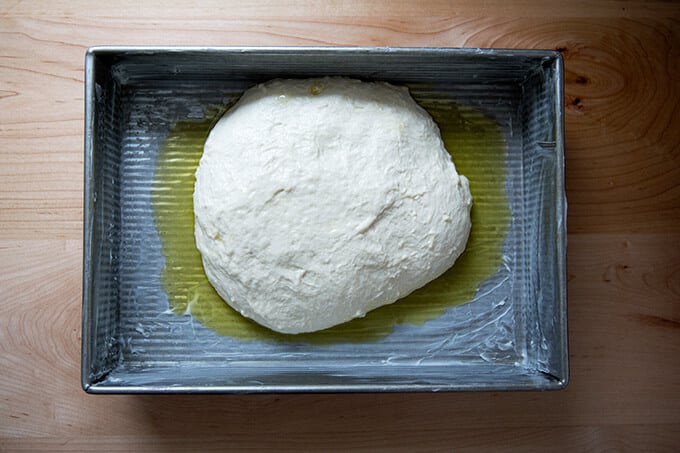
[193, 78, 472, 334]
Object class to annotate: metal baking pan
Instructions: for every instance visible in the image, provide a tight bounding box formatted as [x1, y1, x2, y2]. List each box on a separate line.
[82, 46, 567, 393]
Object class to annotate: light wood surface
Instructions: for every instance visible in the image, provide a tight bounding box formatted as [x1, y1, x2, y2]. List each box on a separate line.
[1, 1, 679, 451]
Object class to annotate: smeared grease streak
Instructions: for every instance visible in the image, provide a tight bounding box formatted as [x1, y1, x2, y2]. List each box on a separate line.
[152, 93, 510, 344]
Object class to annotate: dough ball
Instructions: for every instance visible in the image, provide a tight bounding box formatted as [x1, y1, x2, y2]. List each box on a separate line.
[193, 77, 472, 334]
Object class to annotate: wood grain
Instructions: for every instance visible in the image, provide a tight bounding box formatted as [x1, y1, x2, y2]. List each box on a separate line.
[1, 1, 679, 451]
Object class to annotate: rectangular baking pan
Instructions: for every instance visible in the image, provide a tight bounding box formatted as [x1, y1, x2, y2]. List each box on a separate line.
[82, 46, 567, 393]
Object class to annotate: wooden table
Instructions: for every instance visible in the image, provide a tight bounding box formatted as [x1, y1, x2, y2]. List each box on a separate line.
[2, 1, 679, 451]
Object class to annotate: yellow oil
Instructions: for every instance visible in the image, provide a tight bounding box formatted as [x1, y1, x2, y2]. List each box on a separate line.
[152, 96, 510, 343]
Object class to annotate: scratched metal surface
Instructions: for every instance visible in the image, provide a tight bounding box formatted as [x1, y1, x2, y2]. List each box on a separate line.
[82, 47, 567, 393]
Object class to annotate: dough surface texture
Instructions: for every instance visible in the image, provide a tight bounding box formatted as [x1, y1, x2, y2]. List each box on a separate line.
[193, 78, 472, 334]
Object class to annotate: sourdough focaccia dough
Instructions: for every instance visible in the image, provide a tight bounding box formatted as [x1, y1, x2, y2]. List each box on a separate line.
[193, 78, 472, 334]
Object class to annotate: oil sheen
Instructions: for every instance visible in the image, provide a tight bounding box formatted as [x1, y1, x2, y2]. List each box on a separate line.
[152, 94, 510, 343]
